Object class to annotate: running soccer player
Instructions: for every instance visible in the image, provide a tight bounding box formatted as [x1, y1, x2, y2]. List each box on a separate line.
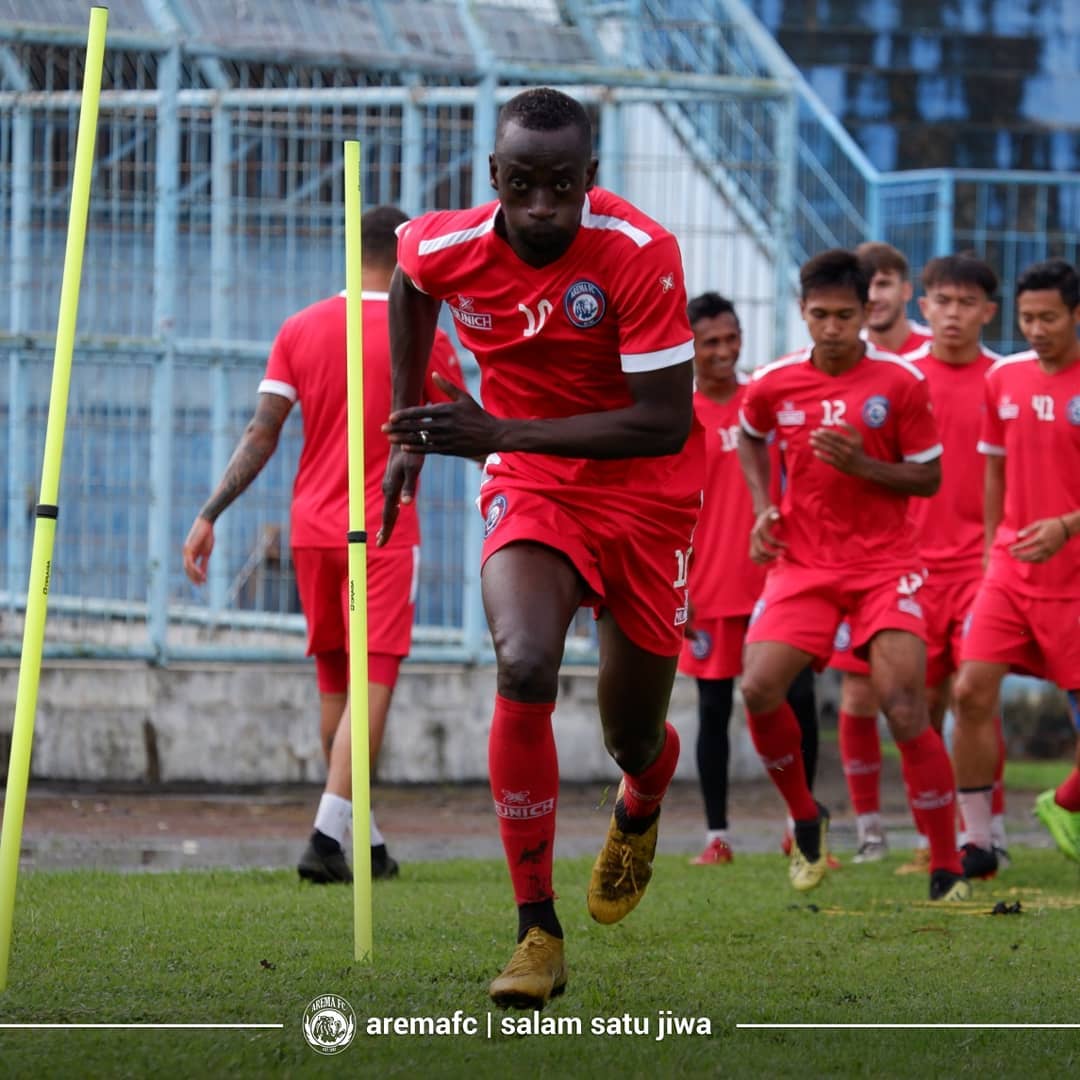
[736, 248, 967, 902]
[832, 241, 934, 865]
[182, 206, 462, 883]
[678, 292, 820, 866]
[381, 88, 703, 1009]
[953, 258, 1080, 876]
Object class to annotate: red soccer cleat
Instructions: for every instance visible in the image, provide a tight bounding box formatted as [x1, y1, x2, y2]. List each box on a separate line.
[690, 837, 734, 865]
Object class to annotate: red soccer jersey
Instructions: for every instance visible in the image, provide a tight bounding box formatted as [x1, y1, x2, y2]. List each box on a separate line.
[396, 188, 703, 502]
[688, 384, 767, 618]
[978, 350, 1080, 598]
[740, 343, 942, 574]
[862, 321, 932, 360]
[907, 346, 997, 579]
[261, 291, 462, 549]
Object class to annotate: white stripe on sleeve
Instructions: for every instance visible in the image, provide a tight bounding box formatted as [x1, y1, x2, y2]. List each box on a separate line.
[904, 443, 944, 463]
[258, 379, 298, 402]
[620, 338, 694, 373]
[977, 440, 1006, 457]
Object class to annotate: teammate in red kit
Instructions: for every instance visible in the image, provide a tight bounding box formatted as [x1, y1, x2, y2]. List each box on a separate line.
[736, 248, 967, 902]
[953, 258, 1080, 876]
[381, 88, 702, 1009]
[830, 241, 934, 866]
[182, 206, 462, 884]
[678, 292, 820, 867]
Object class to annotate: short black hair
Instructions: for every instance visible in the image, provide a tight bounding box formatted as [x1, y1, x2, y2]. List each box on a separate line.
[687, 292, 739, 327]
[1016, 258, 1080, 310]
[921, 253, 999, 299]
[363, 205, 409, 268]
[495, 87, 592, 155]
[800, 249, 870, 304]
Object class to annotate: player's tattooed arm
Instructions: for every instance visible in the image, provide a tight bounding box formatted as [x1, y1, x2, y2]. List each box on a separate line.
[197, 393, 292, 523]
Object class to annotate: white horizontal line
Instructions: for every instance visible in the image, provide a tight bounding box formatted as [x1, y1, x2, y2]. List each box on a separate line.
[0, 1024, 284, 1029]
[738, 1024, 1080, 1029]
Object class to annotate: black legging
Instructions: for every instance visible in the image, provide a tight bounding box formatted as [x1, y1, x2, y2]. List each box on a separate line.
[696, 665, 818, 831]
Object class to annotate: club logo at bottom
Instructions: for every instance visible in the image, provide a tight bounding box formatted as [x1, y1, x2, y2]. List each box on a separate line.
[302, 994, 356, 1055]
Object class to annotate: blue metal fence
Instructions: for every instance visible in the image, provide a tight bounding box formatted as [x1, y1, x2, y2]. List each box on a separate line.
[1, 0, 1078, 665]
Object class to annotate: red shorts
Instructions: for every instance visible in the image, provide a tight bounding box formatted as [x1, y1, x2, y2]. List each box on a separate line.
[292, 544, 418, 693]
[746, 564, 928, 669]
[922, 573, 981, 687]
[678, 615, 750, 680]
[960, 578, 1080, 689]
[480, 481, 700, 658]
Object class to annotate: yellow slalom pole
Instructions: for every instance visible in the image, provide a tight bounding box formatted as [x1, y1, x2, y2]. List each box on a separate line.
[0, 6, 109, 992]
[343, 140, 373, 963]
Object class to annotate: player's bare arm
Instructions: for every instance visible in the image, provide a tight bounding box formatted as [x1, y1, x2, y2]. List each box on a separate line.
[736, 429, 786, 563]
[809, 422, 940, 496]
[378, 267, 443, 547]
[182, 392, 292, 584]
[384, 360, 694, 461]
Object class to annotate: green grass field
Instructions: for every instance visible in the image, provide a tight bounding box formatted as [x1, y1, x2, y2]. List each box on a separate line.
[2, 850, 1080, 1078]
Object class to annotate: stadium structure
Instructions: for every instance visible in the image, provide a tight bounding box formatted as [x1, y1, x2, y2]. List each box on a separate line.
[0, 0, 1077, 680]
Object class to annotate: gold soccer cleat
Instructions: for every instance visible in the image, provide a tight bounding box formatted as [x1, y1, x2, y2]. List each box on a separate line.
[587, 784, 660, 924]
[489, 927, 568, 1010]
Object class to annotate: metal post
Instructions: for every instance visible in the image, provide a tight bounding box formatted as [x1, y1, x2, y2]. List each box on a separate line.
[771, 90, 798, 356]
[599, 97, 623, 197]
[208, 103, 231, 614]
[147, 46, 180, 661]
[5, 106, 31, 611]
[400, 90, 422, 217]
[935, 172, 955, 255]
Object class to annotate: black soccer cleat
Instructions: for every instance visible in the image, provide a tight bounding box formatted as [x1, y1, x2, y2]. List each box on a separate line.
[297, 836, 353, 884]
[371, 844, 400, 880]
[929, 869, 971, 902]
[960, 842, 998, 881]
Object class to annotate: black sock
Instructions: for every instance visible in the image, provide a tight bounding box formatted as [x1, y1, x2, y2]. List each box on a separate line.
[517, 900, 562, 942]
[311, 829, 341, 856]
[696, 678, 734, 831]
[793, 806, 824, 862]
[614, 800, 660, 835]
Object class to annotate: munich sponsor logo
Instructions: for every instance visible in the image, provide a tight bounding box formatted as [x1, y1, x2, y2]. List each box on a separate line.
[997, 395, 1019, 420]
[833, 621, 852, 652]
[862, 394, 890, 429]
[659, 272, 675, 293]
[763, 753, 794, 772]
[450, 298, 493, 330]
[690, 629, 713, 661]
[911, 790, 955, 811]
[777, 400, 806, 426]
[484, 494, 507, 537]
[563, 279, 606, 329]
[1068, 396, 1080, 425]
[844, 759, 881, 777]
[494, 792, 555, 819]
[898, 596, 923, 619]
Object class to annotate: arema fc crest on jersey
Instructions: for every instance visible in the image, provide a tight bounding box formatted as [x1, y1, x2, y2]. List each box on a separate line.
[1068, 396, 1080, 425]
[484, 494, 508, 538]
[862, 395, 890, 429]
[563, 280, 606, 329]
[690, 629, 713, 661]
[833, 621, 852, 652]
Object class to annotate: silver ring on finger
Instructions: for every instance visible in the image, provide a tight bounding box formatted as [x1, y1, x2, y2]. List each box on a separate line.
[419, 429, 430, 446]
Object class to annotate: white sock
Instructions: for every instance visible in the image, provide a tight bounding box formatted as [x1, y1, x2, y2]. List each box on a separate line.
[956, 788, 993, 851]
[706, 829, 729, 844]
[856, 813, 882, 842]
[314, 793, 351, 847]
[991, 813, 1007, 850]
[370, 817, 385, 848]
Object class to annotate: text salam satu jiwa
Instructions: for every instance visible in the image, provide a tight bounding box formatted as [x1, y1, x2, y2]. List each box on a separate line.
[365, 1011, 713, 1039]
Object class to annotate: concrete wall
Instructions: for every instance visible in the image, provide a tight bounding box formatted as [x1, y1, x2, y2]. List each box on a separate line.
[0, 661, 765, 787]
